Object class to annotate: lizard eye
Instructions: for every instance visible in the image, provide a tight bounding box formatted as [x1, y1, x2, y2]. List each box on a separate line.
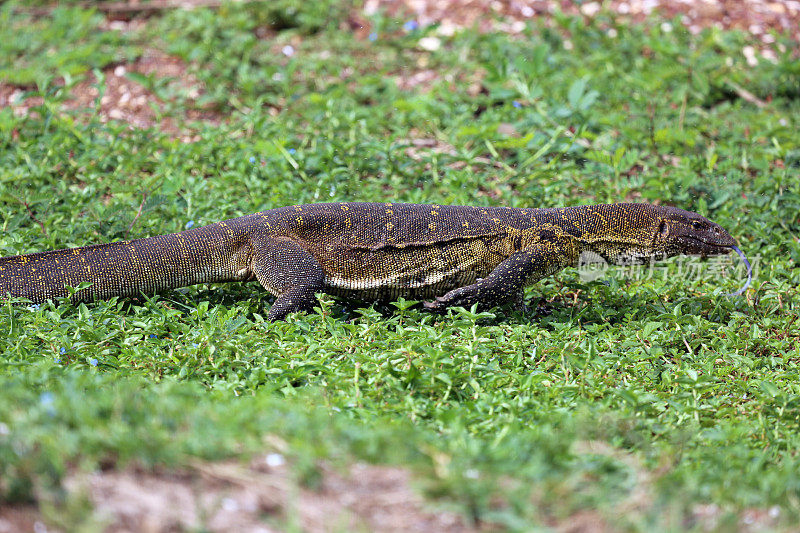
[659, 220, 669, 237]
[691, 220, 702, 229]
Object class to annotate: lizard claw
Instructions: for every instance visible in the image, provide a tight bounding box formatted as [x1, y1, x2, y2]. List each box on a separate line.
[423, 298, 448, 313]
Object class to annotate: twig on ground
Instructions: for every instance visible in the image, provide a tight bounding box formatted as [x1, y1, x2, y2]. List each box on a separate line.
[11, 195, 48, 236]
[127, 193, 147, 236]
[726, 80, 768, 108]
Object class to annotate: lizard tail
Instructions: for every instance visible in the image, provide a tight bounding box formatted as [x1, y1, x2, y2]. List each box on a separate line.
[0, 227, 247, 303]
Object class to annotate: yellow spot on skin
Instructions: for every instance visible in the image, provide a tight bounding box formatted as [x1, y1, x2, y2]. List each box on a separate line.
[296, 216, 303, 224]
[295, 206, 303, 212]
[386, 209, 393, 215]
[341, 204, 349, 211]
[429, 222, 436, 230]
[386, 222, 394, 230]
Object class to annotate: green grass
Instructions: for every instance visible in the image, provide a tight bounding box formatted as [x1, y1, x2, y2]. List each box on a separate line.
[1, 1, 799, 529]
[0, 5, 136, 86]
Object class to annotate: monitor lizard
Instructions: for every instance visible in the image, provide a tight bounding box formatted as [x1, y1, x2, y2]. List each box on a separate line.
[0, 202, 742, 320]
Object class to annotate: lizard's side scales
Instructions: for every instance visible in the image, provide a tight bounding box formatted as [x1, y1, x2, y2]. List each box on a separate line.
[0, 202, 741, 320]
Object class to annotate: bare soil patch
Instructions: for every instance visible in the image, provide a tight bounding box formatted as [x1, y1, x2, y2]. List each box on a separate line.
[367, 0, 800, 42]
[1, 458, 476, 532]
[0, 446, 784, 533]
[0, 505, 43, 533]
[1, 46, 219, 141]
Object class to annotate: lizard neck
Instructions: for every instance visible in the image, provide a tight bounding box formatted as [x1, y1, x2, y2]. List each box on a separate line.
[544, 205, 662, 265]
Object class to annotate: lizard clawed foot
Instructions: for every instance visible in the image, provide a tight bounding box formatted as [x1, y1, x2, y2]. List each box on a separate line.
[422, 298, 449, 314]
[423, 286, 487, 314]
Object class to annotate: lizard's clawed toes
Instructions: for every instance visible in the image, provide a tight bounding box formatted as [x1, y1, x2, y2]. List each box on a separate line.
[422, 299, 448, 313]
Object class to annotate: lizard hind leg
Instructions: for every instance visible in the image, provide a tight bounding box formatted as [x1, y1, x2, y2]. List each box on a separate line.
[250, 235, 326, 321]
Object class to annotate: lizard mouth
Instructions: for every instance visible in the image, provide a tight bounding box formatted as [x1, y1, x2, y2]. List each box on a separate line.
[676, 235, 736, 256]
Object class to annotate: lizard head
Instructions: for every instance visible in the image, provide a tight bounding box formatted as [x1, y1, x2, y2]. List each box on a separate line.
[651, 205, 737, 257]
[569, 203, 737, 264]
[564, 203, 747, 293]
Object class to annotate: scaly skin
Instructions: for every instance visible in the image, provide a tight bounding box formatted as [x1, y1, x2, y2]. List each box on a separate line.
[0, 202, 737, 320]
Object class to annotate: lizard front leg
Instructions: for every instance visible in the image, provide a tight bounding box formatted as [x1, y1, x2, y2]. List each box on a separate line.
[423, 242, 574, 314]
[250, 234, 326, 321]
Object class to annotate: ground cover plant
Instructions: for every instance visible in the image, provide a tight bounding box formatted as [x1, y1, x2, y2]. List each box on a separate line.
[1, 0, 799, 530]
